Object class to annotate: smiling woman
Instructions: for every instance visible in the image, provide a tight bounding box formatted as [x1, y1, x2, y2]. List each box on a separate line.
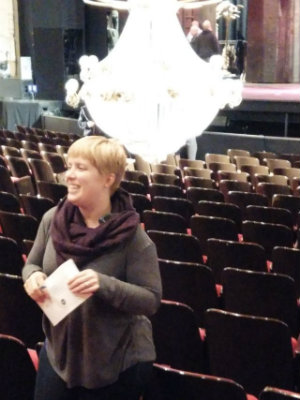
[65, 136, 127, 224]
[22, 135, 162, 400]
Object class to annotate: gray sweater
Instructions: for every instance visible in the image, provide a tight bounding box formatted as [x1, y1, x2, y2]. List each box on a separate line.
[22, 207, 162, 389]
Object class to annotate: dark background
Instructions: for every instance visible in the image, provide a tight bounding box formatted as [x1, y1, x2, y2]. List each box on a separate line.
[17, 0, 110, 100]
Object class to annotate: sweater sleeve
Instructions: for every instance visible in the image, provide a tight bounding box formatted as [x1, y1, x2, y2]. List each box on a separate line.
[95, 228, 162, 316]
[22, 208, 55, 282]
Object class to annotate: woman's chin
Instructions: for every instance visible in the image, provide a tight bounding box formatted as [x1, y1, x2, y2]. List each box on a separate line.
[67, 193, 80, 205]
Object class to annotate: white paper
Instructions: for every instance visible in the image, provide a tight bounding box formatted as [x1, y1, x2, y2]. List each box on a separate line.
[39, 259, 89, 326]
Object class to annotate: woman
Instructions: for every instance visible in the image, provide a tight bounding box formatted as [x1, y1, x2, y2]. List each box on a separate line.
[23, 136, 162, 400]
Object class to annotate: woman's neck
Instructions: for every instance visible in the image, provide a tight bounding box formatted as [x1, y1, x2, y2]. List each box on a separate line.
[80, 202, 112, 228]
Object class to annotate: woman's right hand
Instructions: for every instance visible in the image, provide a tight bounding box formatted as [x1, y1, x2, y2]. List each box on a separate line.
[24, 271, 48, 303]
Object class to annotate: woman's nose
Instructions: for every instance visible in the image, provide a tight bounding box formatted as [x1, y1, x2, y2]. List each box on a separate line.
[66, 167, 75, 179]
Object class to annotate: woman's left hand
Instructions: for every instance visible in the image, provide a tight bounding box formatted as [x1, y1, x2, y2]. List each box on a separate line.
[68, 269, 100, 296]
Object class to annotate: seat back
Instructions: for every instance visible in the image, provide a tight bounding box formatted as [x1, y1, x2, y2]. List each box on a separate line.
[0, 210, 39, 252]
[191, 215, 238, 254]
[56, 144, 70, 157]
[20, 148, 43, 161]
[0, 274, 44, 347]
[253, 174, 289, 188]
[205, 309, 294, 397]
[259, 387, 300, 400]
[195, 200, 242, 232]
[245, 205, 293, 229]
[272, 168, 300, 183]
[21, 140, 40, 152]
[219, 179, 252, 202]
[0, 166, 20, 195]
[256, 182, 292, 206]
[206, 239, 267, 283]
[278, 154, 300, 167]
[272, 194, 300, 227]
[227, 148, 251, 163]
[178, 158, 206, 170]
[183, 167, 212, 179]
[28, 158, 56, 183]
[149, 183, 184, 199]
[205, 153, 230, 165]
[289, 176, 300, 193]
[41, 151, 67, 174]
[5, 155, 32, 178]
[124, 170, 149, 190]
[143, 210, 187, 233]
[150, 172, 181, 187]
[1, 145, 21, 158]
[152, 196, 194, 224]
[151, 300, 206, 372]
[252, 151, 277, 164]
[266, 158, 291, 172]
[130, 193, 152, 221]
[0, 191, 21, 213]
[222, 267, 299, 337]
[0, 334, 36, 400]
[36, 181, 68, 204]
[242, 220, 293, 260]
[151, 163, 181, 178]
[19, 194, 55, 222]
[234, 156, 260, 170]
[0, 236, 24, 275]
[120, 179, 147, 195]
[240, 165, 269, 182]
[186, 187, 224, 206]
[217, 170, 249, 183]
[4, 138, 22, 149]
[183, 176, 216, 190]
[148, 230, 203, 264]
[226, 191, 268, 217]
[207, 162, 236, 180]
[146, 364, 247, 400]
[272, 246, 300, 299]
[134, 154, 151, 176]
[38, 142, 57, 153]
[159, 260, 218, 327]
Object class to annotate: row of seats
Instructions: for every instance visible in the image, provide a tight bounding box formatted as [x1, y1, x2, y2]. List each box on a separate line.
[132, 152, 300, 398]
[1, 259, 299, 398]
[146, 363, 300, 400]
[1, 125, 79, 145]
[156, 258, 299, 333]
[1, 326, 299, 400]
[149, 302, 300, 399]
[123, 153, 300, 268]
[0, 125, 74, 398]
[0, 130, 72, 256]
[127, 159, 300, 191]
[0, 134, 299, 398]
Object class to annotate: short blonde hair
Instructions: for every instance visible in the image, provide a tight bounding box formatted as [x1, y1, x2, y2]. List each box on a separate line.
[67, 136, 127, 193]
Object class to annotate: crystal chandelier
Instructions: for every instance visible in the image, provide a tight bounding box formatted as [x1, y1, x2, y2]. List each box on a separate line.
[65, 0, 242, 163]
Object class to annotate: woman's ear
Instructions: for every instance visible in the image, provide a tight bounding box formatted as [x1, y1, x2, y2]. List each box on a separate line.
[105, 173, 116, 189]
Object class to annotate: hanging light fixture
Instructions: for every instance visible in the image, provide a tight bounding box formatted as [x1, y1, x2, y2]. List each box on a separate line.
[65, 0, 242, 163]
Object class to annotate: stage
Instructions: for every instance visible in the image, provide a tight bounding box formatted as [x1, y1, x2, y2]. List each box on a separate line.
[217, 83, 300, 137]
[0, 98, 63, 131]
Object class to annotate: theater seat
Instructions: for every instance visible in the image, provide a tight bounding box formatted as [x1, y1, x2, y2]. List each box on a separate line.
[145, 363, 256, 400]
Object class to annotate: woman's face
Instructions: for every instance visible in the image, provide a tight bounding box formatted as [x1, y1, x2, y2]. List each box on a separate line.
[66, 156, 112, 208]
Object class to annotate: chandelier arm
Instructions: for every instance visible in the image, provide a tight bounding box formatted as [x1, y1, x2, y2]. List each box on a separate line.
[82, 0, 130, 11]
[179, 0, 222, 10]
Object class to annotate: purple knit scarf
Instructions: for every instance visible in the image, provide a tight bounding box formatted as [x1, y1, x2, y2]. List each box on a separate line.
[51, 188, 140, 267]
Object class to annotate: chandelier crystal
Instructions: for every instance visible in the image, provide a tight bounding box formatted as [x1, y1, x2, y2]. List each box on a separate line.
[65, 0, 242, 162]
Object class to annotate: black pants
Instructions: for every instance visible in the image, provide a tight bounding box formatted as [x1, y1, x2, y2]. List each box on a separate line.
[35, 345, 153, 400]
